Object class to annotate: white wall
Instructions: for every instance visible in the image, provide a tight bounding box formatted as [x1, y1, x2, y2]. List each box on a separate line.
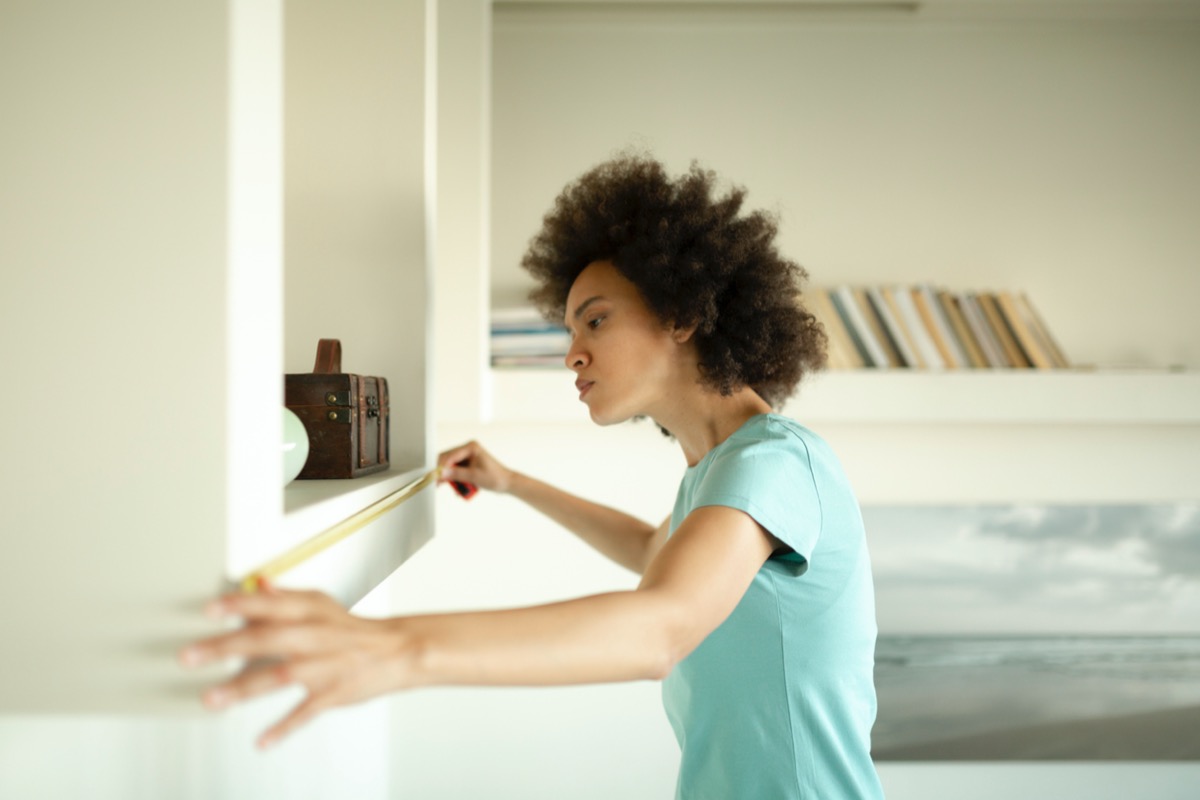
[384, 4, 1200, 799]
[5, 3, 1197, 798]
[383, 419, 1200, 800]
[389, 421, 684, 799]
[489, 5, 1200, 370]
[0, 0, 420, 796]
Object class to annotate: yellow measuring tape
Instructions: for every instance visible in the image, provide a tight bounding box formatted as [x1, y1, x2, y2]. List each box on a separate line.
[238, 466, 442, 593]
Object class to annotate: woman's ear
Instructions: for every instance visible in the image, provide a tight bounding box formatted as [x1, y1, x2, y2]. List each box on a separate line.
[672, 324, 698, 344]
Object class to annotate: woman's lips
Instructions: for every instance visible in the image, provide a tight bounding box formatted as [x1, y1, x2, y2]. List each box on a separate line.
[575, 379, 594, 400]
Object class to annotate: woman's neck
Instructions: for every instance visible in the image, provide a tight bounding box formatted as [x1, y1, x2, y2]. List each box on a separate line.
[654, 385, 772, 467]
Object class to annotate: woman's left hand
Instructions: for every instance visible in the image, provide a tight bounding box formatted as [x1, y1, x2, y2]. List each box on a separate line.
[177, 584, 414, 749]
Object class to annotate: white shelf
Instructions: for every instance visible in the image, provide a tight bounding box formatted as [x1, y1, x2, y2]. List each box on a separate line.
[488, 367, 1200, 426]
[281, 464, 427, 535]
[221, 465, 437, 613]
[788, 369, 1200, 424]
[266, 466, 436, 609]
[485, 367, 1200, 505]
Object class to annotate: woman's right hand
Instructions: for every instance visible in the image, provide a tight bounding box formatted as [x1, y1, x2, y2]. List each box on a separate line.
[436, 440, 516, 495]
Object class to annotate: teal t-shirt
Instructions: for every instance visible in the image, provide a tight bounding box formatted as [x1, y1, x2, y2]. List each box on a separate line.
[663, 414, 883, 800]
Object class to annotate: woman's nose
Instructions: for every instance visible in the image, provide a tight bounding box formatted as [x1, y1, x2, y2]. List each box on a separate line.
[565, 341, 589, 370]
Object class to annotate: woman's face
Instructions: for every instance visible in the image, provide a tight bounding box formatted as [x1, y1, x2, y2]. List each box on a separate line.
[563, 260, 693, 426]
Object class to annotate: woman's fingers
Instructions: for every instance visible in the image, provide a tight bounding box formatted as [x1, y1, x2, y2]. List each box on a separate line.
[181, 590, 339, 664]
[436, 440, 513, 494]
[180, 587, 406, 749]
[180, 620, 337, 667]
[204, 588, 340, 625]
[436, 441, 478, 473]
[202, 657, 293, 709]
[258, 690, 336, 750]
[180, 582, 417, 744]
[201, 657, 349, 749]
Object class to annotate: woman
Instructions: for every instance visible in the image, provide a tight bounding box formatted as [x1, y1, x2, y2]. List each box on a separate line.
[181, 155, 884, 799]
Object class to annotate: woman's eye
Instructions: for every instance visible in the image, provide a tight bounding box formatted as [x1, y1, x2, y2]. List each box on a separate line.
[587, 316, 605, 330]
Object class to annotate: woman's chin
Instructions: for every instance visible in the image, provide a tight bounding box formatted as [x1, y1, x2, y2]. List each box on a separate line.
[587, 403, 632, 427]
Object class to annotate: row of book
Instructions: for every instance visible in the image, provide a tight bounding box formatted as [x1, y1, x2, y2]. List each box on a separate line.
[490, 306, 570, 367]
[490, 284, 1071, 371]
[808, 285, 1070, 370]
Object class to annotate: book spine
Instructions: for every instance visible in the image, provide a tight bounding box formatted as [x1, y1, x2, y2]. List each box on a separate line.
[824, 334, 849, 370]
[854, 287, 903, 367]
[996, 291, 1054, 369]
[807, 288, 861, 369]
[889, 285, 944, 369]
[959, 292, 1008, 368]
[938, 290, 987, 368]
[1017, 292, 1070, 368]
[828, 288, 872, 366]
[832, 286, 886, 368]
[491, 329, 571, 348]
[978, 292, 1030, 367]
[491, 354, 570, 368]
[867, 286, 918, 368]
[879, 287, 926, 369]
[912, 285, 966, 368]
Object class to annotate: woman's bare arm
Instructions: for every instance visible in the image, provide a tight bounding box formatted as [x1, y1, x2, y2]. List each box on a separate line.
[438, 440, 667, 574]
[179, 505, 776, 748]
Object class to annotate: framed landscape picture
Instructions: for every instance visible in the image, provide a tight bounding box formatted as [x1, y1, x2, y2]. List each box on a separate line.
[863, 503, 1200, 761]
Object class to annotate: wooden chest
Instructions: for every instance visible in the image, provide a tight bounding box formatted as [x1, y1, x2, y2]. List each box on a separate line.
[285, 339, 389, 479]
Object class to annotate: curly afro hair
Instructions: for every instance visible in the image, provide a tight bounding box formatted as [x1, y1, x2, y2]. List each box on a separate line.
[521, 154, 826, 410]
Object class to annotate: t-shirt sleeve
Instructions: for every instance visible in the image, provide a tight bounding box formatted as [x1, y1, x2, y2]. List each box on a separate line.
[689, 428, 823, 563]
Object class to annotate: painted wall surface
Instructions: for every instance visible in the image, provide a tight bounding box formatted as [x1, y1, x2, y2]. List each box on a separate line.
[390, 421, 684, 799]
[5, 4, 1199, 799]
[379, 5, 1200, 798]
[380, 421, 1200, 799]
[490, 8, 1200, 370]
[0, 0, 422, 796]
[0, 0, 233, 715]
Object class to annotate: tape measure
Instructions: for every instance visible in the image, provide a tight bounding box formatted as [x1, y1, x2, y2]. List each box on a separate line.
[238, 466, 443, 593]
